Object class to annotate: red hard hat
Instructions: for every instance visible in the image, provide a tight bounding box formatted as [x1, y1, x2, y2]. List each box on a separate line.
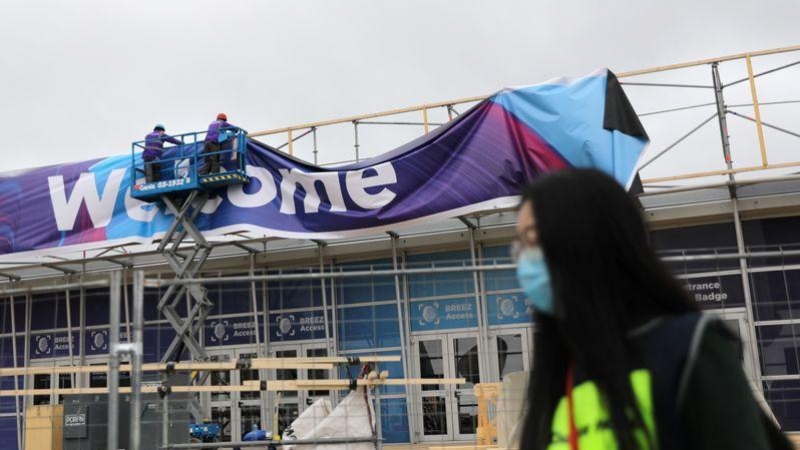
[217, 113, 228, 121]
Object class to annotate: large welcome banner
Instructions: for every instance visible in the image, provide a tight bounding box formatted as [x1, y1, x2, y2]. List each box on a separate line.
[0, 69, 648, 257]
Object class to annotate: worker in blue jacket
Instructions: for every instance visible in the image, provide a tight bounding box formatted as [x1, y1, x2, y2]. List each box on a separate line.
[200, 113, 238, 175]
[143, 124, 182, 182]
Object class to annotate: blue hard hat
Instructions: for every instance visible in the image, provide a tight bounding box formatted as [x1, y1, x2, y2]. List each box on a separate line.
[154, 124, 166, 131]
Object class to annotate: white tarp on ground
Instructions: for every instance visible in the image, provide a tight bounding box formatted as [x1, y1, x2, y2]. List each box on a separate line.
[284, 389, 375, 450]
[283, 398, 333, 441]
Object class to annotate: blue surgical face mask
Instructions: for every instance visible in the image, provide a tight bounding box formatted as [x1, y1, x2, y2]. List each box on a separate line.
[516, 248, 554, 316]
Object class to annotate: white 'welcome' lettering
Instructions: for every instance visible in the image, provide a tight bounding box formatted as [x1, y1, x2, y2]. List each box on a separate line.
[48, 169, 126, 231]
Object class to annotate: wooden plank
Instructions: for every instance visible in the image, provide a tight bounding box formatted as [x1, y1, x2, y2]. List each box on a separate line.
[617, 44, 800, 78]
[266, 378, 465, 391]
[0, 358, 337, 377]
[0, 384, 263, 397]
[248, 97, 488, 137]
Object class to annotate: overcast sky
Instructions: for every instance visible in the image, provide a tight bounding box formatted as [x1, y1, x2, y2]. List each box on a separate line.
[1, 0, 798, 181]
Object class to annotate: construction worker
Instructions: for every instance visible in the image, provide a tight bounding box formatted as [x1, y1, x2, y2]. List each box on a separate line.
[200, 113, 238, 175]
[143, 124, 182, 183]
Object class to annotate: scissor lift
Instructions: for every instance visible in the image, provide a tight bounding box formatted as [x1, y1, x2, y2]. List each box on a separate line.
[130, 128, 250, 363]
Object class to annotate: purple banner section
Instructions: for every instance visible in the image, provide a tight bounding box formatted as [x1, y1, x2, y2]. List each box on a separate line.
[0, 69, 647, 258]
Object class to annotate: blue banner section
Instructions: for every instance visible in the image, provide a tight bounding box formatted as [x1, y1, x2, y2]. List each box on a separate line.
[268, 310, 330, 342]
[205, 316, 260, 347]
[410, 298, 479, 332]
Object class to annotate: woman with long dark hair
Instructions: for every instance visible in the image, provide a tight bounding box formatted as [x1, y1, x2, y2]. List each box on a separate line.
[514, 169, 790, 450]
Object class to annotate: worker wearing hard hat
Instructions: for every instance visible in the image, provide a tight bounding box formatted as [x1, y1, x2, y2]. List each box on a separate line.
[200, 113, 238, 175]
[143, 124, 182, 182]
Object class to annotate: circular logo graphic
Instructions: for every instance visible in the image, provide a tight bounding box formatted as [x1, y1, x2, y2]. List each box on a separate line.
[213, 323, 227, 340]
[93, 332, 106, 349]
[37, 337, 49, 353]
[279, 318, 292, 334]
[500, 298, 516, 316]
[422, 305, 437, 323]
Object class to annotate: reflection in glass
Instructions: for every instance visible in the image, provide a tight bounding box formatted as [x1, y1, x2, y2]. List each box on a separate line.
[454, 337, 479, 388]
[210, 354, 232, 402]
[496, 335, 524, 380]
[306, 348, 329, 397]
[418, 341, 444, 391]
[33, 374, 50, 405]
[239, 352, 259, 401]
[457, 393, 479, 434]
[211, 406, 232, 442]
[422, 396, 448, 435]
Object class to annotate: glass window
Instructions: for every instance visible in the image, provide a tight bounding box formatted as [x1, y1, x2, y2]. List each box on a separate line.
[651, 223, 739, 273]
[336, 260, 396, 306]
[756, 324, 800, 376]
[337, 304, 400, 351]
[268, 271, 327, 310]
[418, 340, 444, 392]
[764, 379, 800, 431]
[381, 398, 410, 443]
[407, 250, 474, 298]
[496, 334, 525, 380]
[750, 271, 800, 322]
[33, 374, 50, 405]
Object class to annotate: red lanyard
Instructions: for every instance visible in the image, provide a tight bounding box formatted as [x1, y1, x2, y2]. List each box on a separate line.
[566, 363, 580, 450]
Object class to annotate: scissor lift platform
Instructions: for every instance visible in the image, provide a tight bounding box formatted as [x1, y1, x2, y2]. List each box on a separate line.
[130, 127, 250, 202]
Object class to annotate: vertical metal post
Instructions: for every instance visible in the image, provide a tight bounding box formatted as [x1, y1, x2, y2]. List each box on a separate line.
[390, 234, 414, 440]
[374, 385, 384, 450]
[287, 129, 294, 156]
[65, 288, 75, 387]
[124, 269, 132, 347]
[329, 261, 339, 357]
[447, 105, 454, 121]
[22, 293, 30, 447]
[476, 243, 496, 381]
[108, 271, 122, 450]
[467, 225, 490, 381]
[162, 370, 169, 450]
[10, 295, 21, 450]
[312, 127, 319, 165]
[318, 245, 333, 356]
[329, 261, 340, 405]
[353, 121, 360, 162]
[422, 108, 429, 134]
[712, 63, 734, 173]
[745, 55, 768, 167]
[130, 270, 144, 450]
[79, 288, 86, 378]
[712, 62, 764, 393]
[400, 251, 417, 444]
[250, 254, 269, 427]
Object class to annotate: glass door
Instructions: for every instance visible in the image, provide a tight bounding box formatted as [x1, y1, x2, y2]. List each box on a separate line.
[490, 330, 532, 381]
[207, 353, 234, 443]
[415, 339, 449, 440]
[450, 334, 480, 440]
[413, 332, 483, 442]
[236, 350, 263, 439]
[269, 342, 331, 436]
